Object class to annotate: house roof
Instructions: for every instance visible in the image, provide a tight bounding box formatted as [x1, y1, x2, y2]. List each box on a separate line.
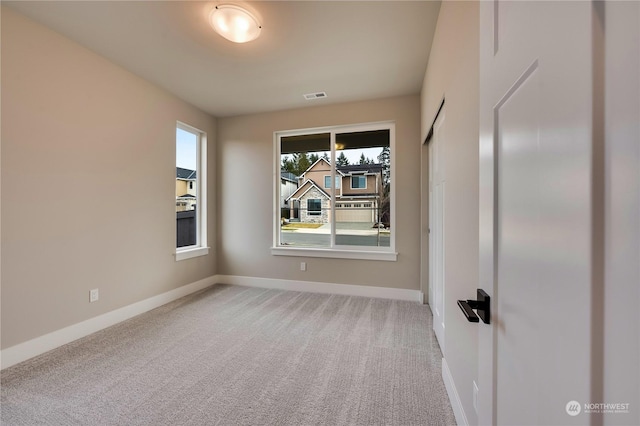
[286, 179, 330, 202]
[337, 164, 383, 175]
[297, 157, 383, 178]
[176, 167, 196, 180]
[280, 171, 298, 183]
[298, 157, 337, 180]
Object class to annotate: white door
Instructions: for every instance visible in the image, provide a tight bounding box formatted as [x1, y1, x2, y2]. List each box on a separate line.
[429, 110, 445, 353]
[478, 2, 594, 425]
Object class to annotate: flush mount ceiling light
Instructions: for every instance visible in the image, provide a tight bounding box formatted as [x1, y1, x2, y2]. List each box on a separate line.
[209, 4, 262, 43]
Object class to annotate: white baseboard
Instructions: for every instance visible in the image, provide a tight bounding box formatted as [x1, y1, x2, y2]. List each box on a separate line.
[215, 274, 423, 302]
[1, 275, 217, 370]
[1, 275, 421, 370]
[442, 357, 469, 426]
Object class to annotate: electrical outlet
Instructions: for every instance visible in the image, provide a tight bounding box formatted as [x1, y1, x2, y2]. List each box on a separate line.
[300, 262, 307, 271]
[90, 288, 99, 303]
[473, 380, 479, 414]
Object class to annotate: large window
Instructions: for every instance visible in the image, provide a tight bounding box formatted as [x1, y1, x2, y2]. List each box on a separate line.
[274, 122, 395, 261]
[176, 122, 208, 261]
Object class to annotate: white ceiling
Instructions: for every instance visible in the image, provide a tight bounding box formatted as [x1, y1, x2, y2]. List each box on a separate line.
[5, 1, 441, 117]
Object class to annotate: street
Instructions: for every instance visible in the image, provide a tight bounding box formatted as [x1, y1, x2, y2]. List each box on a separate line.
[280, 230, 390, 247]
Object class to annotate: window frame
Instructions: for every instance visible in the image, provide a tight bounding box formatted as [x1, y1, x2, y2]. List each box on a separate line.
[307, 198, 322, 215]
[350, 175, 367, 189]
[272, 121, 396, 261]
[324, 175, 341, 189]
[175, 121, 209, 261]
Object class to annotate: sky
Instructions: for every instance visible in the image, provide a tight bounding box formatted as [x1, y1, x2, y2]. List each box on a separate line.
[176, 128, 197, 171]
[283, 147, 384, 164]
[341, 147, 383, 164]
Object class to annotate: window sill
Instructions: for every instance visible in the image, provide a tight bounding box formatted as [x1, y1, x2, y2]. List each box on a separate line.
[271, 246, 397, 261]
[175, 246, 209, 261]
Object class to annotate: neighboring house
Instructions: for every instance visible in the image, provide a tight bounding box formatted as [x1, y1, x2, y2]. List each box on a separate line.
[176, 167, 197, 212]
[285, 158, 383, 223]
[280, 171, 299, 217]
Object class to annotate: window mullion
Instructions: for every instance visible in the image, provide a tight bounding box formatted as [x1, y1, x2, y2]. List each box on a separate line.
[195, 132, 201, 247]
[330, 132, 336, 248]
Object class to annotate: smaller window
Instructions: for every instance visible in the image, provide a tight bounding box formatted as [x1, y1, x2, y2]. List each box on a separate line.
[176, 122, 208, 261]
[324, 175, 341, 188]
[351, 175, 366, 189]
[307, 199, 322, 215]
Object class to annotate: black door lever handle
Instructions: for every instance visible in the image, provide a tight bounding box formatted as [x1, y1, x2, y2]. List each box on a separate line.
[457, 300, 480, 322]
[457, 289, 490, 324]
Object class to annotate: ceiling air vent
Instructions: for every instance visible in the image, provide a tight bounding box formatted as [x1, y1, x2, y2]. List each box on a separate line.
[303, 92, 327, 100]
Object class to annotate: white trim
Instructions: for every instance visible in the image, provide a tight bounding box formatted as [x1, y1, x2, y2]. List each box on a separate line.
[175, 246, 210, 261]
[442, 357, 469, 426]
[1, 276, 217, 370]
[176, 121, 207, 251]
[306, 198, 322, 215]
[1, 274, 419, 370]
[350, 174, 368, 190]
[216, 274, 421, 302]
[271, 246, 397, 261]
[299, 157, 332, 180]
[324, 175, 341, 189]
[330, 132, 337, 246]
[286, 179, 329, 203]
[275, 121, 396, 254]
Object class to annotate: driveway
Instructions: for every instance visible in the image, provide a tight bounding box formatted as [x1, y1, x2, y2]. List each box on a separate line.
[280, 222, 390, 247]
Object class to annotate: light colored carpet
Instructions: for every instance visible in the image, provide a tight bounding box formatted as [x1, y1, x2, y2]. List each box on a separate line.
[1, 284, 456, 425]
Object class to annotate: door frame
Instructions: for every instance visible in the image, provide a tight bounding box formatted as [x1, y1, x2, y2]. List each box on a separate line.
[421, 98, 445, 324]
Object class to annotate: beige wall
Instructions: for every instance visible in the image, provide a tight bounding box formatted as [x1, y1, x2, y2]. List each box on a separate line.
[217, 95, 421, 289]
[342, 175, 377, 195]
[1, 7, 217, 349]
[176, 179, 189, 197]
[420, 1, 479, 424]
[300, 161, 333, 196]
[603, 2, 640, 424]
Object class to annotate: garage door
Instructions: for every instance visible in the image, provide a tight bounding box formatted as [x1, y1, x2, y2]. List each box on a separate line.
[335, 205, 373, 222]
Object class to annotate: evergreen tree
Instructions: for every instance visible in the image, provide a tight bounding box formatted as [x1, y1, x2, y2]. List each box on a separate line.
[292, 152, 312, 176]
[321, 152, 330, 161]
[359, 153, 367, 165]
[281, 155, 296, 174]
[377, 146, 391, 226]
[377, 146, 391, 186]
[309, 153, 319, 165]
[336, 152, 350, 166]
